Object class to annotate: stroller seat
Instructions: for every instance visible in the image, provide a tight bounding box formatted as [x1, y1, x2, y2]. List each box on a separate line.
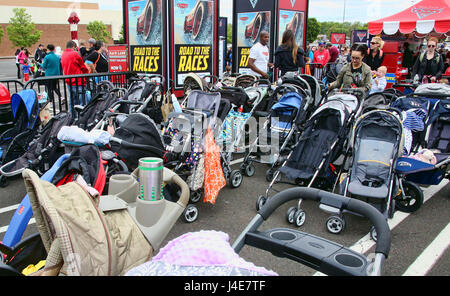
[348, 137, 396, 199]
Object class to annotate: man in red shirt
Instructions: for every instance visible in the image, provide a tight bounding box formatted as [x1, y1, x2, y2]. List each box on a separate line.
[313, 42, 330, 67]
[60, 40, 89, 118]
[313, 42, 330, 80]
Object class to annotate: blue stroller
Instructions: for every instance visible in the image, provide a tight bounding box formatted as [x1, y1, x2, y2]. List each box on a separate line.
[395, 97, 450, 212]
[0, 89, 41, 187]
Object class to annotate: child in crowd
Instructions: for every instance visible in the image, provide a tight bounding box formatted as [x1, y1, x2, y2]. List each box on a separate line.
[304, 57, 312, 75]
[369, 66, 387, 94]
[21, 59, 33, 82]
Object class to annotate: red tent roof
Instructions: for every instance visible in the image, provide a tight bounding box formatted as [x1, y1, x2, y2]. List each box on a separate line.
[368, 0, 450, 36]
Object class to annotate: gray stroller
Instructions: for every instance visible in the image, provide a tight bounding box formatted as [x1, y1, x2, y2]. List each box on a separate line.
[331, 108, 405, 241]
[162, 90, 234, 223]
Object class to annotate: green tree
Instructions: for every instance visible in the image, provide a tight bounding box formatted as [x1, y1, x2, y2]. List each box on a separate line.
[6, 8, 42, 48]
[306, 18, 321, 44]
[118, 25, 125, 44]
[0, 26, 3, 44]
[227, 23, 233, 45]
[86, 21, 112, 43]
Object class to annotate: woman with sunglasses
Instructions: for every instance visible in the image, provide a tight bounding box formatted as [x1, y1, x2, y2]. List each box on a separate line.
[327, 44, 372, 96]
[411, 37, 445, 83]
[363, 36, 385, 72]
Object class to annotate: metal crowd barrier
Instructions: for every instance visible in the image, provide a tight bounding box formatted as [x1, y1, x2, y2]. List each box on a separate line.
[1, 72, 134, 116]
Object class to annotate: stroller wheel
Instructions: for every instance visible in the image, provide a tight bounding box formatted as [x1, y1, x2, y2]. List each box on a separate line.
[229, 170, 243, 188]
[326, 216, 346, 234]
[0, 175, 9, 188]
[256, 195, 266, 211]
[190, 190, 203, 203]
[286, 207, 297, 224]
[182, 204, 199, 223]
[241, 163, 255, 177]
[294, 210, 306, 227]
[266, 169, 281, 183]
[395, 181, 424, 213]
[370, 226, 377, 242]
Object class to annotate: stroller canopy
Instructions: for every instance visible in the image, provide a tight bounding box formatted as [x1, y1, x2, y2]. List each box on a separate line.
[10, 89, 40, 129]
[271, 92, 303, 111]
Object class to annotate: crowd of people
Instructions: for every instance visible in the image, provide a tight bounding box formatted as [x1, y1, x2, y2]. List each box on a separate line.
[244, 30, 449, 97]
[13, 38, 110, 117]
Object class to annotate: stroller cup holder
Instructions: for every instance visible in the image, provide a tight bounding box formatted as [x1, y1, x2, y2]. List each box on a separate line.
[103, 166, 189, 251]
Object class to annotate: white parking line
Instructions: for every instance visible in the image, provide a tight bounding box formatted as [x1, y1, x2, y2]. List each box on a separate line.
[313, 180, 449, 276]
[403, 222, 450, 276]
[0, 204, 20, 215]
[0, 218, 36, 235]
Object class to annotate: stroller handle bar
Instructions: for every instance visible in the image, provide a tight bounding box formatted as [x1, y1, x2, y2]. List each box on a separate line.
[259, 187, 391, 256]
[233, 187, 391, 254]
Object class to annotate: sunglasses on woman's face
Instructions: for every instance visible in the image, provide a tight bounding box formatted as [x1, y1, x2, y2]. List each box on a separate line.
[370, 42, 379, 45]
[428, 45, 436, 48]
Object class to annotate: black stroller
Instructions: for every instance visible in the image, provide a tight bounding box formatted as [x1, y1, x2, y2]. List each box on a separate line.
[0, 89, 41, 187]
[0, 112, 73, 186]
[256, 90, 362, 228]
[241, 81, 312, 176]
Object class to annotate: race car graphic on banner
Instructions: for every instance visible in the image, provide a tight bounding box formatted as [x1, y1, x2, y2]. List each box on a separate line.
[237, 11, 271, 74]
[127, 0, 164, 74]
[172, 0, 216, 88]
[278, 10, 305, 48]
[129, 0, 162, 45]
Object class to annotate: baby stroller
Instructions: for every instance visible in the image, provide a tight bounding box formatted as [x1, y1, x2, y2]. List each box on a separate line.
[0, 144, 106, 254]
[257, 91, 362, 227]
[395, 97, 450, 212]
[122, 75, 166, 123]
[0, 161, 190, 276]
[331, 108, 406, 241]
[242, 82, 312, 175]
[162, 90, 231, 223]
[0, 89, 41, 187]
[0, 112, 73, 187]
[217, 80, 272, 175]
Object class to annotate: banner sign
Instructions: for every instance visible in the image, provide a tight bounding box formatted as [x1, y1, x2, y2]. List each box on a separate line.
[171, 0, 217, 88]
[108, 45, 128, 72]
[352, 30, 369, 45]
[236, 11, 271, 74]
[277, 0, 308, 49]
[330, 33, 346, 45]
[126, 0, 165, 74]
[129, 45, 163, 74]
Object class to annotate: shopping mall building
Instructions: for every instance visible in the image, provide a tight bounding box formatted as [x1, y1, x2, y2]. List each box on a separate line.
[0, 0, 123, 57]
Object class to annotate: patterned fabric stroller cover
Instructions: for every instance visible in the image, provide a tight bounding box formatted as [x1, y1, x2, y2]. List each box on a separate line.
[125, 231, 277, 276]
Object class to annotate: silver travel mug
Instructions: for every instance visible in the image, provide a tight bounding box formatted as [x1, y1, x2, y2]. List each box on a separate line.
[138, 157, 164, 201]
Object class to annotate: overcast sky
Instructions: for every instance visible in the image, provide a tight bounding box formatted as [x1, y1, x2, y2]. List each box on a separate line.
[62, 0, 423, 23]
[221, 0, 422, 23]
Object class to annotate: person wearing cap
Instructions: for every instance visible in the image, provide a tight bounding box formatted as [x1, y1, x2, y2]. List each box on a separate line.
[83, 38, 96, 61]
[313, 42, 330, 68]
[34, 44, 45, 64]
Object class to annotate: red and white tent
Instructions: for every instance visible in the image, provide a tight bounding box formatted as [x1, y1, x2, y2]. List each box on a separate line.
[368, 0, 450, 37]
